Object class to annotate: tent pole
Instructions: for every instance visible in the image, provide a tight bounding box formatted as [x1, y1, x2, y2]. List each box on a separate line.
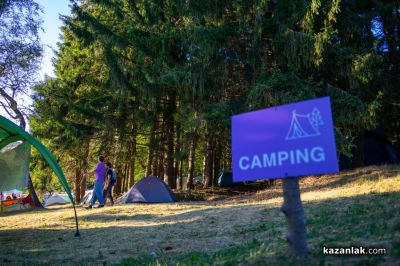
[72, 203, 80, 237]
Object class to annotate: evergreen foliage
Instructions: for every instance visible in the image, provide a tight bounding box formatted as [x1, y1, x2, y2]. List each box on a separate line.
[31, 0, 400, 198]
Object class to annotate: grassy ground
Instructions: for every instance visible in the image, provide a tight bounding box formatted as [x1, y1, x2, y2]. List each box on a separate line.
[0, 165, 399, 265]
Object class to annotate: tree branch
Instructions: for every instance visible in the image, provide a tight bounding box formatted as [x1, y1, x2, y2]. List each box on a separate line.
[0, 88, 26, 129]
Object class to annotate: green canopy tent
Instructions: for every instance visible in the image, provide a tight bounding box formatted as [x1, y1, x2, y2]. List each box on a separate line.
[0, 115, 80, 236]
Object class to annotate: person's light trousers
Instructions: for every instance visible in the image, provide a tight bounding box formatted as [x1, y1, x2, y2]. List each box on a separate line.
[90, 181, 105, 205]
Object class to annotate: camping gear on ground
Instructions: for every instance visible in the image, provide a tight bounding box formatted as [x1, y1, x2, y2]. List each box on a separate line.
[176, 176, 188, 190]
[80, 190, 93, 205]
[21, 194, 33, 207]
[0, 198, 23, 212]
[0, 116, 80, 236]
[0, 194, 33, 212]
[120, 176, 176, 203]
[43, 193, 72, 206]
[193, 176, 203, 187]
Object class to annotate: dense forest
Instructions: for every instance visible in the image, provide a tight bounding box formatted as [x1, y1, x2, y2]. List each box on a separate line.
[28, 0, 399, 202]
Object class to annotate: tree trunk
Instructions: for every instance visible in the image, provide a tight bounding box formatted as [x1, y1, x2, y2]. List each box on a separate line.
[213, 138, 221, 186]
[163, 94, 176, 188]
[222, 139, 232, 170]
[129, 124, 136, 187]
[27, 174, 42, 207]
[74, 160, 81, 204]
[179, 160, 183, 189]
[146, 140, 154, 176]
[80, 169, 87, 202]
[0, 90, 26, 129]
[146, 104, 159, 176]
[203, 131, 213, 188]
[152, 118, 163, 177]
[120, 167, 125, 193]
[281, 177, 308, 258]
[129, 151, 135, 188]
[114, 134, 127, 194]
[80, 141, 89, 201]
[174, 122, 181, 184]
[227, 141, 232, 170]
[114, 163, 122, 195]
[163, 142, 175, 188]
[187, 134, 197, 190]
[158, 153, 164, 179]
[123, 163, 129, 192]
[153, 151, 160, 177]
[174, 123, 181, 176]
[221, 139, 227, 170]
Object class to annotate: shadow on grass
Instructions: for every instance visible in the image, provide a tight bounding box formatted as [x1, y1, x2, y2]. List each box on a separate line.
[175, 182, 274, 201]
[77, 212, 158, 222]
[1, 190, 399, 265]
[0, 204, 76, 218]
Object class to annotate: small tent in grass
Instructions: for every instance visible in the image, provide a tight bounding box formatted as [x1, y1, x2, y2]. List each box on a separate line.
[217, 172, 234, 187]
[340, 129, 399, 169]
[217, 171, 249, 187]
[80, 190, 93, 205]
[364, 130, 399, 166]
[120, 176, 176, 203]
[44, 193, 72, 207]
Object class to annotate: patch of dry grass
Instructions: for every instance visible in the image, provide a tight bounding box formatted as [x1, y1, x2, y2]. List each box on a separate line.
[0, 165, 399, 265]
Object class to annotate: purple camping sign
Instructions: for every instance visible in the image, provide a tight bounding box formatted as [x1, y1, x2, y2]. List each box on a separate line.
[232, 97, 339, 182]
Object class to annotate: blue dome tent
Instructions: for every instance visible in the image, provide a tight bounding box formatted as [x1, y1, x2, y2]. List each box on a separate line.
[120, 176, 176, 203]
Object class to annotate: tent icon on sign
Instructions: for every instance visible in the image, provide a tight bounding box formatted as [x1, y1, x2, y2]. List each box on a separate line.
[286, 108, 324, 140]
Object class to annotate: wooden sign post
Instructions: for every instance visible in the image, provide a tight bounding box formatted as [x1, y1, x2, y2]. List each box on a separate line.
[282, 177, 307, 257]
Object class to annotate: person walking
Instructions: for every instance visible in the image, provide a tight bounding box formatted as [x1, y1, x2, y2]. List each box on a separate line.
[103, 162, 117, 206]
[86, 155, 106, 209]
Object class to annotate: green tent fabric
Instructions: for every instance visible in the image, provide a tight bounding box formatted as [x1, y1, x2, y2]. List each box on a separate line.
[0, 141, 31, 190]
[0, 115, 72, 202]
[0, 115, 80, 236]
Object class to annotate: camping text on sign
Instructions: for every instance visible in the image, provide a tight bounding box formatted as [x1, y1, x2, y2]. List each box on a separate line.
[231, 97, 339, 182]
